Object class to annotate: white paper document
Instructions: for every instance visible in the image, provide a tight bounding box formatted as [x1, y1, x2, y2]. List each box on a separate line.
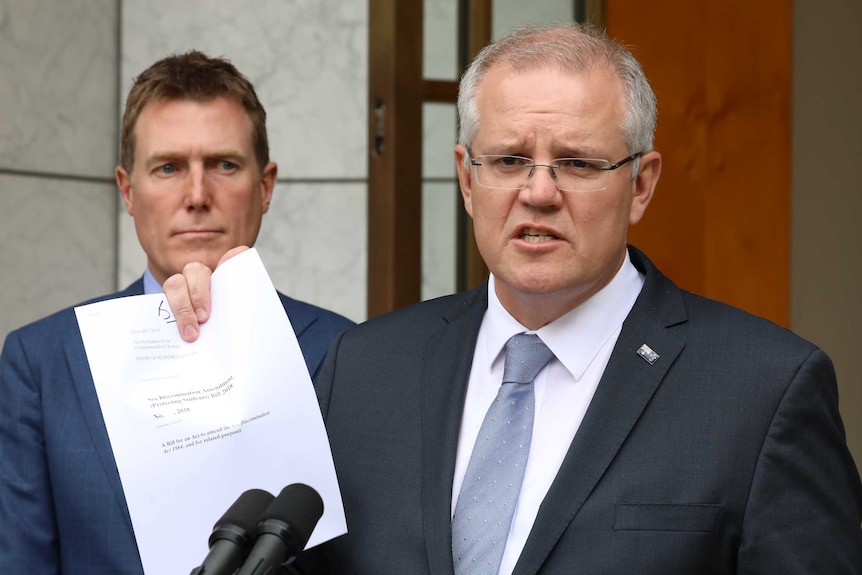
[75, 248, 346, 575]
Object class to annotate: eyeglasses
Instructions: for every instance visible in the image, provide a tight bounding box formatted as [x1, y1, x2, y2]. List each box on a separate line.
[468, 152, 642, 193]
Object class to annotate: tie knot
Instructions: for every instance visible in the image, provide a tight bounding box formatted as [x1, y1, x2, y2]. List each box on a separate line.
[502, 333, 554, 385]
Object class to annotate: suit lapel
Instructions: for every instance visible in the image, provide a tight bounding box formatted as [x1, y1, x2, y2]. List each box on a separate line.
[278, 292, 315, 339]
[514, 248, 688, 575]
[421, 287, 489, 575]
[66, 280, 145, 527]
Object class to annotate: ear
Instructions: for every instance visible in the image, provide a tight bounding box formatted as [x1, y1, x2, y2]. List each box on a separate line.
[629, 150, 661, 226]
[455, 144, 474, 218]
[116, 166, 134, 216]
[260, 161, 277, 213]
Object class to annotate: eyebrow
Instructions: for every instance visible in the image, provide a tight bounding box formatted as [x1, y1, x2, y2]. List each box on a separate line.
[144, 150, 247, 164]
[206, 149, 246, 160]
[144, 152, 181, 165]
[476, 148, 608, 159]
[476, 140, 607, 158]
[556, 146, 607, 158]
[474, 146, 527, 157]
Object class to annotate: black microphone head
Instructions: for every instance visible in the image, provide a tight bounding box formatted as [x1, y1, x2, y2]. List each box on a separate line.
[258, 483, 324, 553]
[209, 488, 275, 548]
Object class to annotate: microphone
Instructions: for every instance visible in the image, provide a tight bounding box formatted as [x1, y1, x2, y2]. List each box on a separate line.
[190, 488, 275, 575]
[235, 483, 325, 575]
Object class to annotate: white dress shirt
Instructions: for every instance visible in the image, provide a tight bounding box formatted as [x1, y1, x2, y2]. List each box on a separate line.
[451, 252, 644, 575]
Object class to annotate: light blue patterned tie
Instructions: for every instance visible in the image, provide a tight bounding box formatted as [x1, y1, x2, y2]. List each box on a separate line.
[452, 333, 554, 575]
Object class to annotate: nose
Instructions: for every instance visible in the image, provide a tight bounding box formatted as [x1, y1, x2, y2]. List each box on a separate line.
[184, 166, 211, 211]
[521, 163, 562, 207]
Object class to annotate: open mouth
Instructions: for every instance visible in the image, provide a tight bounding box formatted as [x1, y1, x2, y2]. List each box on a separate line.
[520, 227, 558, 243]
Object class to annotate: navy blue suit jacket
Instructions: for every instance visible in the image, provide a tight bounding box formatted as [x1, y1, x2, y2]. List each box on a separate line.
[308, 246, 862, 574]
[0, 279, 353, 575]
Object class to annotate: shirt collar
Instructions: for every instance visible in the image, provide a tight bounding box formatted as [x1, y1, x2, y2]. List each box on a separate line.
[143, 267, 163, 295]
[483, 250, 644, 381]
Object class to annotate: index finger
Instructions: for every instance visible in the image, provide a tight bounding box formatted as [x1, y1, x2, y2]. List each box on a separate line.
[163, 262, 213, 342]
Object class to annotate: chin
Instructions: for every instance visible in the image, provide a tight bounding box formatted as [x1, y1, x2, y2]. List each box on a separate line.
[181, 249, 222, 270]
[500, 271, 568, 296]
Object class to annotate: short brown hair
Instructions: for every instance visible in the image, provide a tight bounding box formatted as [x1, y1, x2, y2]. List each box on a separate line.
[120, 50, 269, 173]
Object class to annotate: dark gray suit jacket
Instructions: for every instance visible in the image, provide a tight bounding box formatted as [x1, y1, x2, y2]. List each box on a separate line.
[0, 279, 354, 575]
[309, 246, 862, 574]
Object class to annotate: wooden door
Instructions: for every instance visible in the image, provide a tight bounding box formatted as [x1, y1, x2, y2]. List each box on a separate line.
[608, 0, 792, 326]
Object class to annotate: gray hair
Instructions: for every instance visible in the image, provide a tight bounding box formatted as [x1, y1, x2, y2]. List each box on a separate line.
[457, 22, 656, 176]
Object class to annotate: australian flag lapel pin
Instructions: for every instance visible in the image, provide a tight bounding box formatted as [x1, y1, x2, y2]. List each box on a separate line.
[637, 343, 660, 365]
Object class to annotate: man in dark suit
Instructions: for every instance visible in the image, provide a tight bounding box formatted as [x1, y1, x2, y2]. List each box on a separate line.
[0, 51, 353, 575]
[165, 23, 862, 573]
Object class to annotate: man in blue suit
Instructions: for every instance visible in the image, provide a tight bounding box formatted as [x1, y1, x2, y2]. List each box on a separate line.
[166, 23, 862, 573]
[0, 51, 353, 575]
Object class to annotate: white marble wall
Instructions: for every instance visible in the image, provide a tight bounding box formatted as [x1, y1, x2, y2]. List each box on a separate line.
[421, 1, 460, 301]
[118, 0, 368, 322]
[256, 182, 366, 313]
[422, 101, 459, 301]
[0, 0, 118, 341]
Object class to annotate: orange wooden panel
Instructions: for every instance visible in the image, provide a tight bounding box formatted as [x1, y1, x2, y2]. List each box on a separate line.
[608, 0, 791, 326]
